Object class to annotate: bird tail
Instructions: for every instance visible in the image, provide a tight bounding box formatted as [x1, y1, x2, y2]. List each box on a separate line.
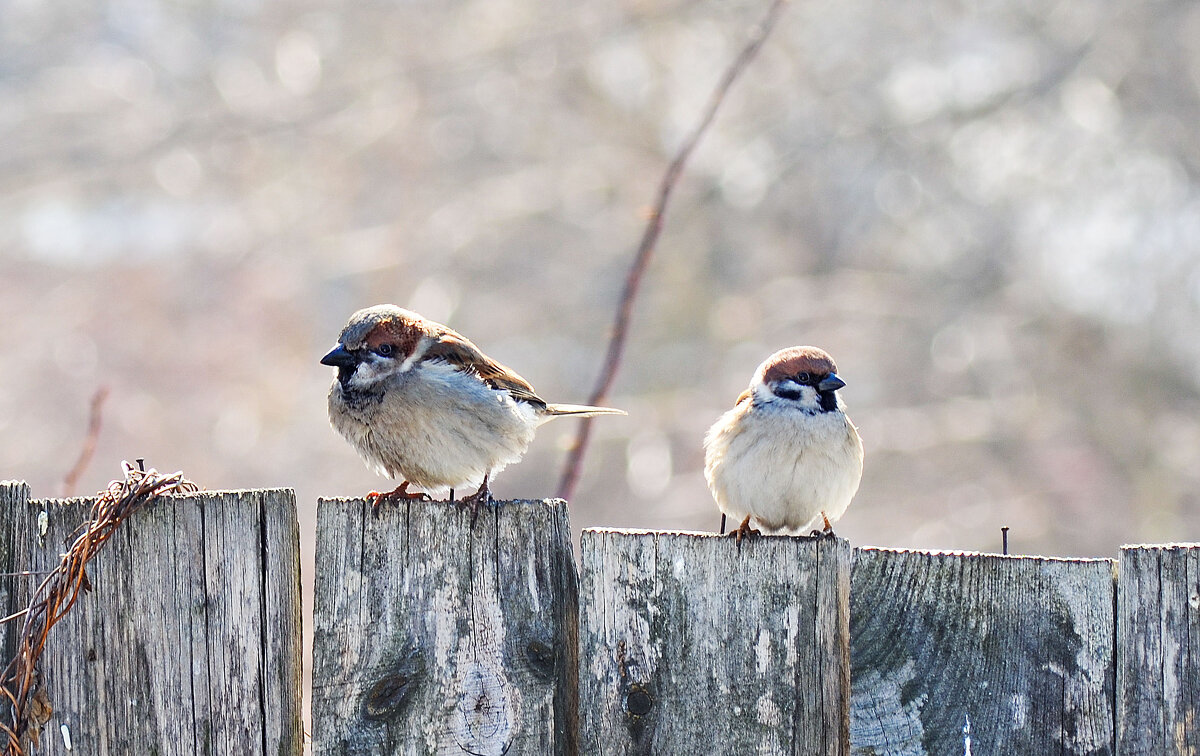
[543, 403, 627, 418]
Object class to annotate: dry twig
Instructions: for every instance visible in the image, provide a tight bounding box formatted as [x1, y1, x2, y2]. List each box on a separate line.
[61, 387, 110, 498]
[557, 0, 789, 500]
[0, 461, 198, 754]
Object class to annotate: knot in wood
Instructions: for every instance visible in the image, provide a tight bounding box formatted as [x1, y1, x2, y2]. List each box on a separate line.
[363, 650, 423, 721]
[451, 662, 519, 755]
[364, 673, 415, 720]
[626, 684, 653, 717]
[524, 640, 556, 679]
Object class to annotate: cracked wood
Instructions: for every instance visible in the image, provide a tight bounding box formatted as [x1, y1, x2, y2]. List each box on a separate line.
[578, 529, 851, 755]
[850, 548, 1115, 755]
[311, 497, 578, 755]
[1117, 544, 1200, 755]
[0, 483, 303, 755]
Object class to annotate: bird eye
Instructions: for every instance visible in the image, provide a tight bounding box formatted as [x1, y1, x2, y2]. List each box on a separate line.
[797, 372, 812, 383]
[376, 344, 394, 357]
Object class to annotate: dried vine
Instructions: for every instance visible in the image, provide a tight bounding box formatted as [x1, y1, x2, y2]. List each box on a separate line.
[0, 462, 198, 754]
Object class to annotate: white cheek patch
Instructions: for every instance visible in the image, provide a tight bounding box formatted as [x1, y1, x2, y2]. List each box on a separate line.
[347, 339, 430, 389]
[795, 387, 823, 410]
[397, 338, 430, 374]
[777, 379, 803, 395]
[349, 356, 398, 387]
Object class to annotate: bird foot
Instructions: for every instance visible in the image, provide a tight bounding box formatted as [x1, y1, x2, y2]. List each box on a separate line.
[457, 476, 492, 528]
[366, 481, 430, 513]
[727, 515, 761, 551]
[808, 511, 836, 539]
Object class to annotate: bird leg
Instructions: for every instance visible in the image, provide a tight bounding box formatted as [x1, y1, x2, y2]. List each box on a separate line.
[459, 474, 492, 527]
[366, 480, 430, 509]
[809, 511, 837, 539]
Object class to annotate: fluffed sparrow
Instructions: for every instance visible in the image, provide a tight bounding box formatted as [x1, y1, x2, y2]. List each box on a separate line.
[704, 346, 864, 542]
[321, 304, 625, 509]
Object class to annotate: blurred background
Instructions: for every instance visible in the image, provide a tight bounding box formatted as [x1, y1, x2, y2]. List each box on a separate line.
[6, 0, 1200, 580]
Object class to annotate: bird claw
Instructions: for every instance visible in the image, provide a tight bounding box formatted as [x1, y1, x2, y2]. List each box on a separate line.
[728, 515, 761, 552]
[366, 481, 430, 513]
[457, 475, 492, 528]
[809, 511, 836, 539]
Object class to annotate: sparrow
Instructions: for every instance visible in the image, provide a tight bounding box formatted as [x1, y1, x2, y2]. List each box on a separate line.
[703, 346, 863, 543]
[321, 304, 625, 511]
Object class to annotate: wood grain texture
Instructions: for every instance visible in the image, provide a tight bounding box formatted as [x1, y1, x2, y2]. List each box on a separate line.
[578, 529, 851, 756]
[850, 548, 1115, 755]
[311, 497, 579, 756]
[1117, 543, 1200, 755]
[9, 488, 303, 755]
[0, 482, 26, 685]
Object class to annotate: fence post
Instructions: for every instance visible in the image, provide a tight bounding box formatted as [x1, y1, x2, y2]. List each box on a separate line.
[311, 497, 579, 755]
[6, 486, 303, 755]
[850, 548, 1115, 755]
[0, 483, 26, 679]
[1116, 543, 1200, 755]
[578, 529, 851, 755]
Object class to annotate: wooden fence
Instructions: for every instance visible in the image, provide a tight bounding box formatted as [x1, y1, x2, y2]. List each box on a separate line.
[0, 481, 1195, 755]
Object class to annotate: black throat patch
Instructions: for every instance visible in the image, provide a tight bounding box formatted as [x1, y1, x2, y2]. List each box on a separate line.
[818, 389, 838, 413]
[338, 379, 385, 412]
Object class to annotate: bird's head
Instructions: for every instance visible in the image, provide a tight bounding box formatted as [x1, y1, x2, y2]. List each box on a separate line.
[754, 345, 847, 413]
[321, 305, 432, 390]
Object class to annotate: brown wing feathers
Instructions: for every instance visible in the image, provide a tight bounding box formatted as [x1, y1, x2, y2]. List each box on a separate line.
[423, 333, 549, 409]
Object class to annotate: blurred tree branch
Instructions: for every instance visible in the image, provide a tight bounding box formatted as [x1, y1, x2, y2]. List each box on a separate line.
[557, 0, 788, 501]
[61, 387, 109, 498]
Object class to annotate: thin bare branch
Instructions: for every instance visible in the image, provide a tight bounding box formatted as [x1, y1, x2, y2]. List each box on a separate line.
[61, 387, 110, 498]
[557, 0, 789, 500]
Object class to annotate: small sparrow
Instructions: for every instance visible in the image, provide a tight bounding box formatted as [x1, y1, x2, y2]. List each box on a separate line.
[321, 305, 625, 509]
[704, 346, 864, 542]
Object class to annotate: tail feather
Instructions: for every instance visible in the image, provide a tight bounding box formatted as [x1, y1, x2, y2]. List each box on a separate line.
[543, 403, 627, 418]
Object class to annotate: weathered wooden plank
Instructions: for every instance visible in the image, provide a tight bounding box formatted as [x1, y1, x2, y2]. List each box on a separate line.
[311, 497, 579, 755]
[0, 482, 26, 684]
[1116, 543, 1200, 755]
[578, 529, 851, 755]
[850, 548, 1115, 755]
[9, 488, 303, 755]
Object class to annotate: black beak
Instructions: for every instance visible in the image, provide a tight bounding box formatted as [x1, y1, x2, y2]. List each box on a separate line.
[320, 344, 357, 368]
[818, 373, 846, 392]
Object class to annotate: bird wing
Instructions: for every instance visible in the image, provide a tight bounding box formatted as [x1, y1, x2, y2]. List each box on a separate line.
[423, 332, 549, 409]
